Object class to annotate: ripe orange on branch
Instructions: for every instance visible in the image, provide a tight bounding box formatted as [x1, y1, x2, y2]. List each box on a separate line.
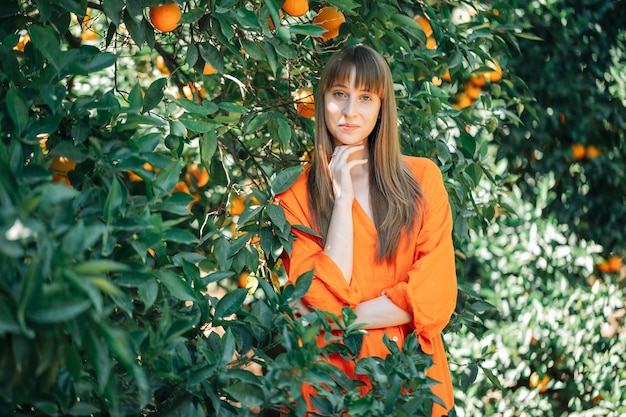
[313, 7, 345, 42]
[282, 0, 309, 17]
[149, 3, 182, 33]
[294, 87, 315, 118]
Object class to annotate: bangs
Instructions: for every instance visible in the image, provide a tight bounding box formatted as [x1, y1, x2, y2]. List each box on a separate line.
[320, 46, 387, 97]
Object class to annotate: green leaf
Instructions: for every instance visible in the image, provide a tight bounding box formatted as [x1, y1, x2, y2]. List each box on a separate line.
[28, 24, 61, 71]
[266, 204, 288, 234]
[128, 83, 144, 112]
[198, 41, 224, 73]
[153, 159, 183, 198]
[222, 382, 264, 407]
[162, 228, 200, 245]
[180, 116, 220, 133]
[103, 176, 124, 223]
[154, 269, 198, 301]
[271, 165, 303, 195]
[200, 130, 218, 171]
[289, 24, 327, 37]
[68, 48, 118, 75]
[102, 0, 124, 26]
[175, 97, 215, 115]
[6, 87, 29, 135]
[29, 298, 92, 323]
[479, 364, 504, 390]
[214, 288, 247, 318]
[142, 77, 167, 113]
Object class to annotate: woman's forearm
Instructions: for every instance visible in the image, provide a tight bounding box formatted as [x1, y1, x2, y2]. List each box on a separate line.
[324, 198, 354, 284]
[352, 295, 412, 329]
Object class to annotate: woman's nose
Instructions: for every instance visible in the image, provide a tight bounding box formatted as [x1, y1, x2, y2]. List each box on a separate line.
[342, 97, 356, 116]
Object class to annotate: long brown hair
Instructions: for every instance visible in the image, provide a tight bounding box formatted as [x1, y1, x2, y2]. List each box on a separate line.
[307, 44, 424, 261]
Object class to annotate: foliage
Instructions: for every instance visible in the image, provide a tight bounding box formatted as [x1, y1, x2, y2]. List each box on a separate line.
[501, 0, 626, 257]
[0, 0, 529, 415]
[447, 169, 626, 416]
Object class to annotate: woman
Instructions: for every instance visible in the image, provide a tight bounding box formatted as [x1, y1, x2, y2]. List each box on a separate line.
[277, 44, 457, 416]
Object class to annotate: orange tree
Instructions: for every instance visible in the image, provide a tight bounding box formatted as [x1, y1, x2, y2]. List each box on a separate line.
[0, 0, 526, 415]
[500, 0, 626, 261]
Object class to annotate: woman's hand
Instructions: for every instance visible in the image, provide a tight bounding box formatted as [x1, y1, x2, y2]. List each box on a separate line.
[328, 145, 367, 203]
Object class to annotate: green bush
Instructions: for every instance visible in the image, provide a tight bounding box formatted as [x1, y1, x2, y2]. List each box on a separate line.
[501, 0, 626, 257]
[0, 0, 533, 415]
[448, 170, 626, 416]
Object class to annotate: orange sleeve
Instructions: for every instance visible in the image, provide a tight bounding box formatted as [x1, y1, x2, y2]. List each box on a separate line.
[383, 159, 457, 355]
[278, 176, 362, 316]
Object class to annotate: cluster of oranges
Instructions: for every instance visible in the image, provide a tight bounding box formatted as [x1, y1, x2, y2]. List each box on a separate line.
[529, 371, 550, 393]
[276, 0, 346, 43]
[413, 14, 503, 110]
[571, 143, 601, 161]
[453, 61, 502, 110]
[597, 256, 622, 273]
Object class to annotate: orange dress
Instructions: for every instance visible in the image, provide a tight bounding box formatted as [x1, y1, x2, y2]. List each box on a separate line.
[278, 156, 457, 416]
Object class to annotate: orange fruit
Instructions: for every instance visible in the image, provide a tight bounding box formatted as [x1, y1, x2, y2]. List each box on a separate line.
[238, 272, 249, 288]
[49, 156, 76, 177]
[294, 87, 315, 118]
[313, 7, 345, 42]
[81, 27, 98, 41]
[414, 15, 433, 37]
[571, 143, 586, 160]
[282, 0, 309, 17]
[185, 163, 209, 187]
[182, 83, 194, 100]
[431, 76, 442, 86]
[442, 69, 451, 82]
[426, 36, 437, 49]
[13, 34, 30, 51]
[607, 256, 623, 272]
[529, 372, 550, 393]
[50, 156, 76, 186]
[171, 181, 190, 194]
[585, 145, 600, 159]
[486, 60, 502, 83]
[453, 93, 472, 110]
[203, 62, 218, 75]
[149, 3, 182, 33]
[230, 194, 246, 216]
[469, 73, 486, 87]
[155, 55, 170, 75]
[465, 81, 482, 100]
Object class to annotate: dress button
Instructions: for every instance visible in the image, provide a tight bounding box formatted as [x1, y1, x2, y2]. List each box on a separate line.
[392, 336, 398, 342]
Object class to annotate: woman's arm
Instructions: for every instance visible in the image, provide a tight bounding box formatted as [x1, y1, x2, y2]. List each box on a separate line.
[352, 295, 412, 329]
[291, 295, 411, 330]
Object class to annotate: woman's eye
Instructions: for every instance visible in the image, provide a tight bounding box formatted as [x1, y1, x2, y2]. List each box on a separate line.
[361, 95, 371, 101]
[333, 91, 346, 98]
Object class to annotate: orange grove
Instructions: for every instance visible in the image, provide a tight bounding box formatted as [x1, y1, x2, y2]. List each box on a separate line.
[282, 0, 309, 17]
[294, 87, 315, 118]
[313, 7, 345, 42]
[149, 3, 182, 33]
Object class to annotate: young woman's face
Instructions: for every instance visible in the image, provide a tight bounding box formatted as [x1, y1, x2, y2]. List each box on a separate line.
[324, 68, 382, 148]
